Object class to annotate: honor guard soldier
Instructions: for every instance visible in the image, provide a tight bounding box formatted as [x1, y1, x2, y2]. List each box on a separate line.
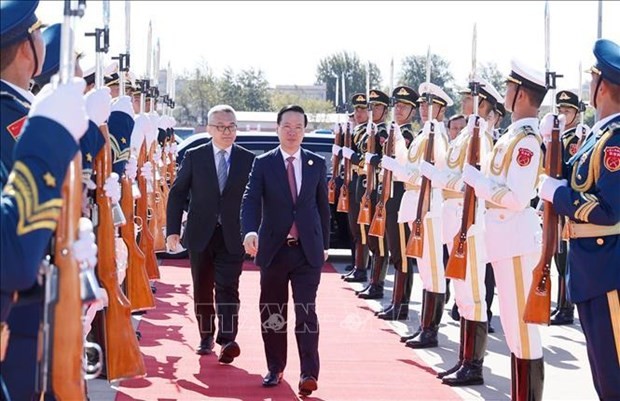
[539, 38, 620, 401]
[376, 85, 418, 320]
[341, 93, 371, 283]
[420, 78, 501, 386]
[548, 89, 582, 326]
[462, 59, 547, 400]
[356, 89, 390, 300]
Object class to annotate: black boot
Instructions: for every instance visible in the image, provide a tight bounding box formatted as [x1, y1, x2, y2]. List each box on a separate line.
[377, 268, 408, 320]
[358, 255, 385, 297]
[356, 282, 373, 296]
[375, 303, 393, 316]
[437, 317, 465, 378]
[400, 289, 425, 343]
[343, 268, 367, 283]
[358, 282, 384, 299]
[511, 353, 517, 400]
[550, 276, 574, 325]
[342, 243, 368, 279]
[406, 291, 445, 349]
[377, 303, 408, 320]
[514, 357, 544, 401]
[442, 320, 487, 386]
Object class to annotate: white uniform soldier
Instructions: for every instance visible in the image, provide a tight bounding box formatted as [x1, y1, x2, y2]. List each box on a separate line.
[382, 82, 452, 349]
[462, 60, 547, 400]
[420, 78, 503, 387]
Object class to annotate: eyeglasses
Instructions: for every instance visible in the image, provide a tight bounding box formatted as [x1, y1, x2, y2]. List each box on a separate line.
[208, 124, 238, 134]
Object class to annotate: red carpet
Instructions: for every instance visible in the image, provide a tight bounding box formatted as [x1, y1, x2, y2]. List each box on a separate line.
[114, 259, 460, 401]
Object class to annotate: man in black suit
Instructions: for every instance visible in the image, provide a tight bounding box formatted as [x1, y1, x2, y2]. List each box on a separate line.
[166, 104, 255, 363]
[241, 105, 330, 397]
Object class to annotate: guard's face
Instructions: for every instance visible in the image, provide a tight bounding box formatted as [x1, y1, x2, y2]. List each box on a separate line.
[461, 94, 473, 115]
[354, 106, 367, 124]
[109, 84, 120, 99]
[557, 106, 577, 125]
[30, 29, 46, 77]
[208, 111, 237, 149]
[504, 82, 517, 112]
[371, 104, 386, 122]
[394, 101, 414, 125]
[277, 111, 305, 152]
[449, 118, 465, 139]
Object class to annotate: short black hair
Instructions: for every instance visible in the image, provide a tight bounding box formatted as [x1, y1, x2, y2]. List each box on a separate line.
[277, 104, 308, 127]
[447, 114, 465, 128]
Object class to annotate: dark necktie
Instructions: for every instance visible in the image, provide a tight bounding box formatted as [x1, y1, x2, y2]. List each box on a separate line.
[286, 156, 299, 239]
[217, 149, 228, 194]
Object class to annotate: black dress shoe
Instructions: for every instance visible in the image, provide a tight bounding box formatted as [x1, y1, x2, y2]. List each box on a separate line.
[218, 341, 240, 364]
[298, 375, 318, 396]
[400, 327, 422, 343]
[344, 264, 354, 272]
[344, 269, 367, 283]
[262, 371, 283, 387]
[196, 337, 215, 355]
[550, 308, 574, 326]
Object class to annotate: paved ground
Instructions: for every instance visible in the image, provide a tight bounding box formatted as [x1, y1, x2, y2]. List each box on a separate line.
[87, 251, 599, 400]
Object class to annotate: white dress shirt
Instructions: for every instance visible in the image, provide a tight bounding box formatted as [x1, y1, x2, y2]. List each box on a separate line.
[280, 146, 302, 195]
[1, 79, 35, 103]
[213, 142, 232, 174]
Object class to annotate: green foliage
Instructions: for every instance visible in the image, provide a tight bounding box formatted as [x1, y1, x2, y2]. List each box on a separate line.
[479, 62, 506, 95]
[315, 51, 382, 108]
[271, 91, 335, 130]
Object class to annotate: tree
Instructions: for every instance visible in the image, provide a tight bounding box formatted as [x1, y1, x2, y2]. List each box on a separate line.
[174, 61, 219, 126]
[235, 68, 271, 111]
[398, 53, 457, 115]
[315, 51, 382, 109]
[271, 91, 335, 130]
[479, 62, 507, 96]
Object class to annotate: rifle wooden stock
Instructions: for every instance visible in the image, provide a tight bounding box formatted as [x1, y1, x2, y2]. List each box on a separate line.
[523, 118, 562, 325]
[337, 124, 352, 213]
[137, 143, 160, 279]
[406, 124, 435, 258]
[120, 176, 155, 312]
[95, 124, 146, 381]
[328, 124, 342, 204]
[446, 121, 481, 280]
[49, 155, 85, 400]
[369, 125, 395, 238]
[148, 142, 166, 252]
[357, 125, 376, 225]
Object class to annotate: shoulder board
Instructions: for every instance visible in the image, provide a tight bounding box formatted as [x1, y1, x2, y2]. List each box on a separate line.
[608, 122, 620, 136]
[0, 91, 31, 110]
[519, 125, 536, 136]
[561, 127, 577, 139]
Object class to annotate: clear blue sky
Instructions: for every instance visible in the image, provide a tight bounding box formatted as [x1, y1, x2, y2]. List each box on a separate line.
[37, 1, 620, 95]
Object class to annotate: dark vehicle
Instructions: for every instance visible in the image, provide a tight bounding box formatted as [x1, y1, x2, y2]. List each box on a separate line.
[172, 131, 352, 251]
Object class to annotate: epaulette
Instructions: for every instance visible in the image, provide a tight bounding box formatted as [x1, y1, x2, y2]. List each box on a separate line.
[0, 91, 31, 110]
[607, 122, 620, 136]
[521, 125, 536, 136]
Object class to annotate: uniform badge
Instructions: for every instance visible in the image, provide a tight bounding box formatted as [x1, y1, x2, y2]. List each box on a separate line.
[558, 92, 571, 100]
[308, 159, 313, 166]
[569, 143, 578, 156]
[6, 116, 27, 139]
[604, 146, 620, 172]
[516, 148, 534, 167]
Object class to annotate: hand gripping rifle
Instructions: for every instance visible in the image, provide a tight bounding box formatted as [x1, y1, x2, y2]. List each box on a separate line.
[524, 1, 563, 325]
[446, 24, 481, 280]
[357, 122, 376, 225]
[89, 0, 146, 380]
[337, 122, 351, 213]
[328, 123, 343, 204]
[406, 47, 434, 258]
[36, 2, 96, 400]
[369, 123, 395, 238]
[115, 0, 155, 312]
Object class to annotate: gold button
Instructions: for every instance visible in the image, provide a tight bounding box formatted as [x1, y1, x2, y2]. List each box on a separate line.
[596, 238, 604, 245]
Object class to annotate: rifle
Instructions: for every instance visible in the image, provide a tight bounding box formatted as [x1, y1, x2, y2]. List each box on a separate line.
[120, 175, 155, 311]
[357, 122, 376, 225]
[337, 122, 351, 213]
[90, 1, 146, 380]
[328, 123, 342, 204]
[369, 123, 395, 237]
[446, 24, 481, 280]
[524, 1, 563, 325]
[406, 47, 434, 258]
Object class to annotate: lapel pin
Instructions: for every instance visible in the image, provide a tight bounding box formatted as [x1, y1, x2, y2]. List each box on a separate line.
[308, 159, 313, 166]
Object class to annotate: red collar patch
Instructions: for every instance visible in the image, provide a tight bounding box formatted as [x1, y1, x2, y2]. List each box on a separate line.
[6, 116, 27, 139]
[604, 146, 620, 172]
[516, 147, 534, 167]
[569, 143, 578, 156]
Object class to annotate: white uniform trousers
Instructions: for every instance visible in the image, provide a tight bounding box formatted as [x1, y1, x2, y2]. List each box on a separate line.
[412, 210, 446, 294]
[492, 251, 543, 359]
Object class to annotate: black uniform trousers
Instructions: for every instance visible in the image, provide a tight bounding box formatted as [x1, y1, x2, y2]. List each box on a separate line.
[189, 225, 243, 345]
[259, 243, 321, 379]
[385, 182, 414, 301]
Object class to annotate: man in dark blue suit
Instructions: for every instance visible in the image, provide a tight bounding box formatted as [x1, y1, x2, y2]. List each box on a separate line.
[242, 105, 330, 397]
[539, 38, 620, 401]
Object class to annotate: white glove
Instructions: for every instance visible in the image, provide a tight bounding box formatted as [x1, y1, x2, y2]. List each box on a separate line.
[575, 123, 590, 140]
[130, 114, 150, 152]
[29, 77, 88, 142]
[392, 121, 403, 142]
[125, 155, 138, 181]
[145, 113, 159, 146]
[103, 172, 121, 204]
[342, 147, 354, 160]
[538, 174, 567, 202]
[141, 161, 154, 193]
[170, 142, 178, 156]
[381, 155, 399, 172]
[462, 164, 484, 188]
[539, 113, 566, 143]
[421, 119, 439, 136]
[83, 287, 107, 336]
[72, 217, 98, 269]
[115, 237, 128, 285]
[420, 160, 437, 180]
[110, 95, 134, 117]
[84, 87, 112, 126]
[332, 144, 342, 156]
[467, 114, 488, 136]
[153, 146, 162, 164]
[364, 152, 376, 165]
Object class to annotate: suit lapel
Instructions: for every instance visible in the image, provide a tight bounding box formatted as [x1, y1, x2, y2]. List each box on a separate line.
[204, 142, 218, 188]
[272, 148, 294, 204]
[298, 148, 312, 203]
